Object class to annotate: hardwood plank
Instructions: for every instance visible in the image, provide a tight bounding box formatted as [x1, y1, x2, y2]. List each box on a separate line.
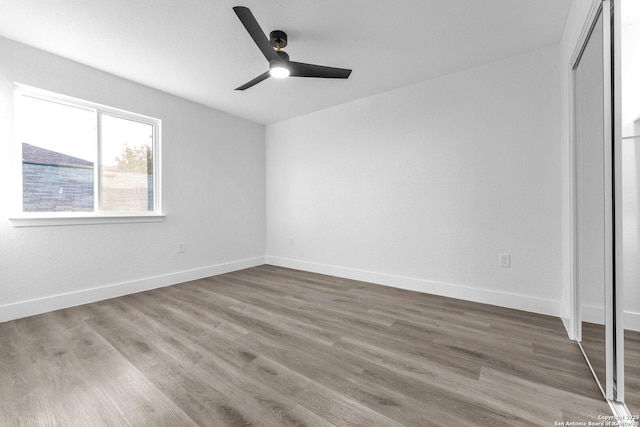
[333, 335, 559, 425]
[479, 367, 608, 424]
[182, 279, 483, 379]
[244, 354, 438, 427]
[0, 265, 614, 425]
[86, 311, 264, 427]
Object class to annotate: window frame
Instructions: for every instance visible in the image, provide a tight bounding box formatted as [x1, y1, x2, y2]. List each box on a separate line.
[10, 84, 164, 227]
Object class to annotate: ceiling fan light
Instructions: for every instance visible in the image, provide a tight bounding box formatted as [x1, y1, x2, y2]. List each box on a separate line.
[269, 64, 290, 79]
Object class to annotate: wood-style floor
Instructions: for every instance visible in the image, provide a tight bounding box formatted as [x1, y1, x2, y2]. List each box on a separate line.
[580, 321, 606, 392]
[0, 265, 611, 426]
[626, 329, 640, 417]
[577, 321, 640, 417]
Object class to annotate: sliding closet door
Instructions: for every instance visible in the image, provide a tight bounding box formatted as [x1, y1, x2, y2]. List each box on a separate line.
[574, 1, 614, 398]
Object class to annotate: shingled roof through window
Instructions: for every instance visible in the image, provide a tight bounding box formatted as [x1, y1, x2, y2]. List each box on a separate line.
[22, 143, 93, 168]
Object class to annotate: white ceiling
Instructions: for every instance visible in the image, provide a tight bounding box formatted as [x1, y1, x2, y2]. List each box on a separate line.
[623, 0, 640, 25]
[0, 0, 572, 124]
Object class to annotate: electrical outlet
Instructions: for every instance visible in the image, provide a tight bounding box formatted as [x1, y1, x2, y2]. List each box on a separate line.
[178, 242, 186, 254]
[499, 253, 510, 268]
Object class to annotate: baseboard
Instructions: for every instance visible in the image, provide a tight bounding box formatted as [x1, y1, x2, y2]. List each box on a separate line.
[0, 256, 265, 323]
[265, 256, 561, 317]
[567, 304, 640, 332]
[626, 311, 640, 332]
[582, 304, 606, 325]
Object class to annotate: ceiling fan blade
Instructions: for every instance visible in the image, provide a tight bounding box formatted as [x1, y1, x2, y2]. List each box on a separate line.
[233, 6, 279, 63]
[289, 62, 352, 79]
[235, 71, 271, 91]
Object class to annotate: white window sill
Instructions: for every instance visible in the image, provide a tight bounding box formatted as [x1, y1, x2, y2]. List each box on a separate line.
[9, 213, 166, 227]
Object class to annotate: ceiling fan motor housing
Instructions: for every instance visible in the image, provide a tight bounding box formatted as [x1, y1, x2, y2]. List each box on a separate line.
[273, 50, 289, 63]
[270, 30, 288, 49]
[270, 51, 290, 74]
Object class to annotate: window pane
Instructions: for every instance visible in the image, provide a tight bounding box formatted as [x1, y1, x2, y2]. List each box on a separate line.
[101, 114, 154, 212]
[20, 96, 96, 212]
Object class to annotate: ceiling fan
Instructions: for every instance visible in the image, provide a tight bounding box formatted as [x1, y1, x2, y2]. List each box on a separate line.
[233, 6, 352, 91]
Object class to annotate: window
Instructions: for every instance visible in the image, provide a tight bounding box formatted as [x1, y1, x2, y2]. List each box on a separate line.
[12, 85, 162, 225]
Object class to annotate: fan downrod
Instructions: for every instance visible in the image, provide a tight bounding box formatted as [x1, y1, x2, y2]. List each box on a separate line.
[269, 30, 287, 49]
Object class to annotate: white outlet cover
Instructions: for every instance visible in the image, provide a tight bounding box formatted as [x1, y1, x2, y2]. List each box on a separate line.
[499, 253, 510, 268]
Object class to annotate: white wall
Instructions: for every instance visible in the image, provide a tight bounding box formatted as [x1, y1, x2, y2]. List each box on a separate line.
[0, 37, 266, 322]
[266, 45, 562, 316]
